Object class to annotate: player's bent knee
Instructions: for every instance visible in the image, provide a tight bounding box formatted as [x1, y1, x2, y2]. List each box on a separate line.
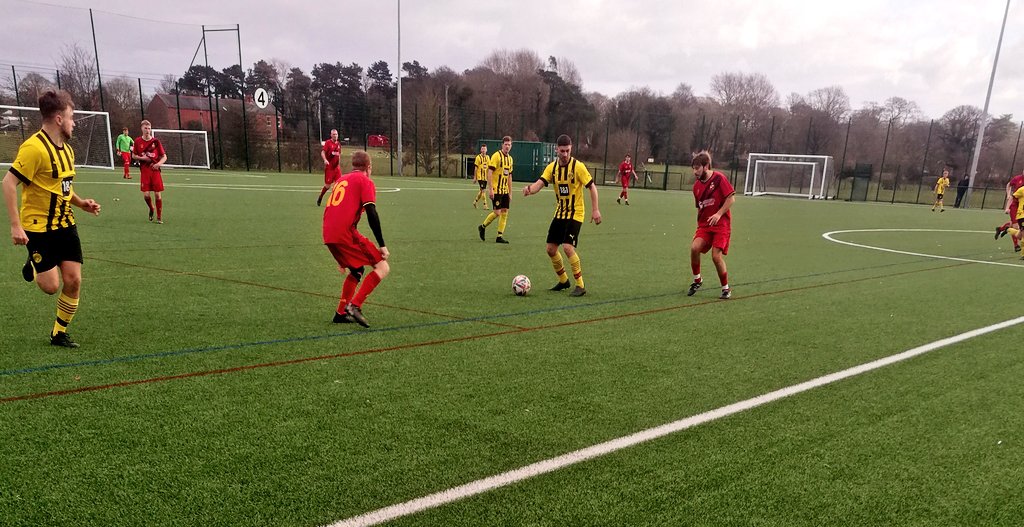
[374, 260, 391, 278]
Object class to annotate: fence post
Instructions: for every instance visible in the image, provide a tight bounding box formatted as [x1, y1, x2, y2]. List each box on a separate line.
[174, 83, 184, 160]
[389, 103, 395, 176]
[662, 126, 672, 191]
[89, 9, 106, 111]
[767, 115, 776, 154]
[804, 116, 814, 153]
[414, 103, 419, 177]
[55, 69, 61, 90]
[891, 165, 900, 204]
[875, 118, 893, 202]
[12, 66, 26, 142]
[275, 90, 282, 172]
[215, 93, 224, 169]
[138, 78, 145, 119]
[1009, 121, 1023, 177]
[602, 117, 610, 181]
[305, 99, 312, 173]
[438, 105, 443, 177]
[730, 115, 740, 184]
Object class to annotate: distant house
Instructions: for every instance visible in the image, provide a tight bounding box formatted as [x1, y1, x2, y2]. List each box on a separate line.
[145, 93, 280, 139]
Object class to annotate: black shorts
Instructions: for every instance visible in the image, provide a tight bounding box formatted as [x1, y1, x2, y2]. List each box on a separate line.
[492, 193, 510, 210]
[936, 193, 944, 200]
[477, 180, 487, 190]
[26, 225, 83, 274]
[547, 218, 583, 246]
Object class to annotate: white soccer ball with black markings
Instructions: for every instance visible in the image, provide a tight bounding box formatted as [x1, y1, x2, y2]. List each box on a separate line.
[512, 275, 531, 296]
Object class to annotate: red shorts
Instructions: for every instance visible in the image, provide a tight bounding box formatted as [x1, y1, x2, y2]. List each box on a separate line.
[120, 152, 131, 165]
[620, 176, 630, 189]
[141, 167, 164, 192]
[694, 227, 730, 255]
[326, 233, 383, 270]
[325, 166, 342, 185]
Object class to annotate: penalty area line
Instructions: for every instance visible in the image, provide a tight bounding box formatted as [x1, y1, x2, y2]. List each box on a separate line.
[325, 314, 1024, 527]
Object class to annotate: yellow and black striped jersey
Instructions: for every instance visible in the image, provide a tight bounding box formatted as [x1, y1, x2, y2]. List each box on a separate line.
[489, 151, 513, 194]
[9, 130, 77, 233]
[539, 157, 594, 222]
[935, 176, 950, 194]
[474, 153, 489, 181]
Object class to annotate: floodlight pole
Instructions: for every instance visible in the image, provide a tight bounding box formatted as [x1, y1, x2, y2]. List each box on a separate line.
[396, 0, 403, 177]
[89, 9, 106, 111]
[965, 0, 1011, 207]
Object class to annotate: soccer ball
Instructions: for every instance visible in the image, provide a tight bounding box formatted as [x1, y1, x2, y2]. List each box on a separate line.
[512, 274, 531, 296]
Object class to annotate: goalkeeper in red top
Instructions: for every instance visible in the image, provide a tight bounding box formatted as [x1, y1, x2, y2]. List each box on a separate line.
[323, 150, 390, 328]
[996, 172, 1024, 252]
[617, 154, 636, 205]
[317, 129, 343, 207]
[132, 120, 167, 224]
[687, 151, 735, 300]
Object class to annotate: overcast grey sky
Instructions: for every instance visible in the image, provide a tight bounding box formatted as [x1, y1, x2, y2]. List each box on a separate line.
[3, 0, 1023, 120]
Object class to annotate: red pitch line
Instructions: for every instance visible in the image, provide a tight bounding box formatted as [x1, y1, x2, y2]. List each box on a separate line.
[1, 261, 968, 404]
[87, 256, 525, 330]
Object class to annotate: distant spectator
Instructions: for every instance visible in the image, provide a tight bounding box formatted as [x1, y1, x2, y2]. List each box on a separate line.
[954, 173, 970, 208]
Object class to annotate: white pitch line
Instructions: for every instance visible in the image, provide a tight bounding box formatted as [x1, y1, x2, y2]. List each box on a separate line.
[822, 228, 1024, 268]
[325, 315, 1024, 527]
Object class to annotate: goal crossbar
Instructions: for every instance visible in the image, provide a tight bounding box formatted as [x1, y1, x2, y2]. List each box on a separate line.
[745, 153, 832, 199]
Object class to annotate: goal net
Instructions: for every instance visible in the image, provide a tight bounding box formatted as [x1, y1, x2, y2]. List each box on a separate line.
[744, 153, 833, 199]
[152, 129, 210, 169]
[0, 105, 113, 170]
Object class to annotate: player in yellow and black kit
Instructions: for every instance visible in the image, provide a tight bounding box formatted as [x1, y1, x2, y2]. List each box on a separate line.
[471, 143, 490, 210]
[1, 90, 102, 348]
[479, 135, 513, 243]
[932, 168, 951, 212]
[522, 134, 602, 297]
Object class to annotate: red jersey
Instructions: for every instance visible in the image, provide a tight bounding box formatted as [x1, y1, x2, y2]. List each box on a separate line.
[1009, 174, 1024, 204]
[692, 170, 735, 231]
[619, 161, 633, 177]
[323, 170, 377, 244]
[322, 139, 342, 169]
[133, 136, 166, 169]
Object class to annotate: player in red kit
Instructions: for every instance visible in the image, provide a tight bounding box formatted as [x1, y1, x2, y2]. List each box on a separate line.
[687, 151, 735, 299]
[995, 172, 1024, 252]
[317, 129, 343, 207]
[132, 120, 167, 223]
[617, 154, 636, 205]
[323, 150, 390, 327]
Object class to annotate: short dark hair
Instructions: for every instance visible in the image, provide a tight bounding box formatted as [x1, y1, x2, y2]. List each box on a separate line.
[691, 150, 713, 168]
[39, 90, 73, 120]
[502, 135, 512, 143]
[352, 150, 371, 170]
[556, 134, 572, 147]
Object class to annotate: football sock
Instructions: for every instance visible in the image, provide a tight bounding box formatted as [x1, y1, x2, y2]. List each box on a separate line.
[569, 253, 584, 289]
[52, 292, 78, 337]
[693, 273, 702, 283]
[1000, 221, 1012, 231]
[351, 270, 383, 307]
[550, 253, 569, 283]
[497, 214, 508, 236]
[156, 198, 163, 220]
[482, 212, 497, 227]
[337, 273, 361, 313]
[718, 271, 728, 287]
[144, 195, 153, 212]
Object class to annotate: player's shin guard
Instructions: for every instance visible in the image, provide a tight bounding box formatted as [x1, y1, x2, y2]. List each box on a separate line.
[351, 270, 383, 307]
[550, 253, 569, 283]
[718, 271, 728, 288]
[568, 253, 584, 289]
[52, 293, 78, 337]
[483, 212, 497, 227]
[497, 214, 508, 236]
[144, 195, 153, 212]
[156, 198, 163, 220]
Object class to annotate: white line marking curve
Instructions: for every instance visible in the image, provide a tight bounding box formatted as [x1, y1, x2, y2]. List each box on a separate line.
[822, 228, 1024, 268]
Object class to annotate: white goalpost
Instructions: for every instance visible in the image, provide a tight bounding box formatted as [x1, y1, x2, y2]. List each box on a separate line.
[744, 153, 834, 199]
[151, 129, 210, 169]
[0, 105, 113, 170]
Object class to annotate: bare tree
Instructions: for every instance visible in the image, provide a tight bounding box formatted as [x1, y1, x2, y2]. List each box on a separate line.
[807, 86, 850, 122]
[709, 72, 780, 124]
[881, 96, 921, 126]
[58, 43, 98, 110]
[158, 74, 178, 94]
[16, 72, 57, 105]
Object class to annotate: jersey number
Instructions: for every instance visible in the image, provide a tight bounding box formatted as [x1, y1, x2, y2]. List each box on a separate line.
[61, 178, 73, 197]
[329, 180, 349, 207]
[557, 184, 569, 196]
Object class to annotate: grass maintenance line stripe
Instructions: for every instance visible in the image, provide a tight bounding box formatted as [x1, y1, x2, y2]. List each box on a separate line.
[326, 314, 1024, 527]
[1, 260, 966, 379]
[0, 261, 968, 400]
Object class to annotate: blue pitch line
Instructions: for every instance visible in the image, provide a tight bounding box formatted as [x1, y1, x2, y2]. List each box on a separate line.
[0, 256, 964, 379]
[0, 293, 675, 378]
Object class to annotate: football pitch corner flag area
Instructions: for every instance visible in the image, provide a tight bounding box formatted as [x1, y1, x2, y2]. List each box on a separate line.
[2, 169, 1023, 526]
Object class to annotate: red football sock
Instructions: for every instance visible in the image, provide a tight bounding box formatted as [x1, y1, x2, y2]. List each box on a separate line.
[718, 271, 728, 287]
[337, 273, 360, 312]
[1000, 221, 1012, 231]
[156, 198, 163, 220]
[350, 270, 383, 307]
[144, 195, 153, 212]
[690, 258, 701, 277]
